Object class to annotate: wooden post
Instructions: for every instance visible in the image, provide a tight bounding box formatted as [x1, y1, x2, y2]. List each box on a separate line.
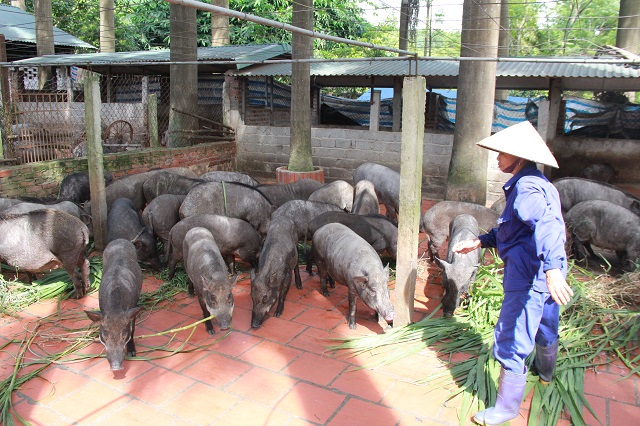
[0, 34, 9, 158]
[147, 93, 159, 148]
[85, 74, 108, 250]
[394, 76, 426, 327]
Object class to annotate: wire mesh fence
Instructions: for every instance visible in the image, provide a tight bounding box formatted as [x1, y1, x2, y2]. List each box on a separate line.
[1, 67, 227, 164]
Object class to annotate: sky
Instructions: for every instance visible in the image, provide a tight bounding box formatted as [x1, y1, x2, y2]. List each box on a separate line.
[361, 0, 465, 30]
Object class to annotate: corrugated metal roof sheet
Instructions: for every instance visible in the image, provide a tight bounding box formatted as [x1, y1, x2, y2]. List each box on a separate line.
[0, 4, 95, 49]
[11, 43, 292, 70]
[234, 57, 640, 79]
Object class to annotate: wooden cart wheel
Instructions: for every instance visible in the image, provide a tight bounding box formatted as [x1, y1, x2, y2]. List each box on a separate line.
[104, 120, 134, 145]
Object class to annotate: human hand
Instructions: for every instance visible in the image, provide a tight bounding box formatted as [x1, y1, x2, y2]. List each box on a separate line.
[451, 239, 481, 254]
[546, 268, 574, 305]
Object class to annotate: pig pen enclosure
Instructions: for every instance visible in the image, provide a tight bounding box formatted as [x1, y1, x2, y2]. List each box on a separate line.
[0, 59, 640, 424]
[0, 190, 639, 425]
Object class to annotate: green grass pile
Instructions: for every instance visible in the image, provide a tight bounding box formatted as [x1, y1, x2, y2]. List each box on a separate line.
[328, 252, 640, 426]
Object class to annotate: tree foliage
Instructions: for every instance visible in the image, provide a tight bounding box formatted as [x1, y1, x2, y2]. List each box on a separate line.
[8, 0, 623, 59]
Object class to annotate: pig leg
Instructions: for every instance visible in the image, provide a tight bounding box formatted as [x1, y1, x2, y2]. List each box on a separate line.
[196, 293, 215, 334]
[347, 287, 358, 329]
[274, 270, 293, 318]
[315, 260, 330, 296]
[187, 279, 195, 297]
[79, 256, 90, 295]
[294, 264, 302, 290]
[127, 320, 137, 357]
[224, 254, 236, 275]
[167, 256, 178, 280]
[305, 250, 315, 277]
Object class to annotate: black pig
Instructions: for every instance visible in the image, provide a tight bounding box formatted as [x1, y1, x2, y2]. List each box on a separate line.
[310, 223, 395, 330]
[183, 227, 238, 334]
[85, 239, 143, 371]
[434, 214, 482, 317]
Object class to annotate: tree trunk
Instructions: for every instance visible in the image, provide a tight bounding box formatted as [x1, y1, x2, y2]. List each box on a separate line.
[616, 0, 640, 102]
[34, 0, 54, 90]
[289, 0, 314, 172]
[100, 0, 116, 53]
[495, 0, 509, 101]
[211, 0, 230, 46]
[445, 0, 500, 205]
[169, 4, 199, 148]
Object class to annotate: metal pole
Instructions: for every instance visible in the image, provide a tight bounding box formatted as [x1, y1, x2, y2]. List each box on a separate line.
[163, 0, 417, 58]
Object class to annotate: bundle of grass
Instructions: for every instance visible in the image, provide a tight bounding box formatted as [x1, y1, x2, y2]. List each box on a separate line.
[0, 257, 103, 315]
[328, 254, 640, 426]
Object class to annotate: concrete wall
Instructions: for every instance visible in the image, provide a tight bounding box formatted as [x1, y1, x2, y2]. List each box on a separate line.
[237, 124, 454, 200]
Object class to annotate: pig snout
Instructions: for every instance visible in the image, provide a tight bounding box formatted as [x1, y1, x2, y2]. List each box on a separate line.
[106, 347, 126, 371]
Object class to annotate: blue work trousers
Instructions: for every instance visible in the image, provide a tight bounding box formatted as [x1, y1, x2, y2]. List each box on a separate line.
[493, 289, 559, 374]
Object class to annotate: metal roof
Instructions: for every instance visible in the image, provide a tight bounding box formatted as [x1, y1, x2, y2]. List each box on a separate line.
[233, 57, 640, 92]
[0, 4, 95, 49]
[11, 43, 292, 75]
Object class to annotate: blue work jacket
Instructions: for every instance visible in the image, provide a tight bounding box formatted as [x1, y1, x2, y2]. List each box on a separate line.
[479, 163, 567, 292]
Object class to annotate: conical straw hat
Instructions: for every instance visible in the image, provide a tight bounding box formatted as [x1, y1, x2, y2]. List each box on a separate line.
[476, 121, 559, 168]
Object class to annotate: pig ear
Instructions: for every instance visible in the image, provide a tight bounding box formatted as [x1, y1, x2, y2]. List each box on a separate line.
[126, 307, 143, 319]
[353, 276, 369, 285]
[131, 228, 146, 245]
[434, 256, 451, 270]
[85, 310, 103, 323]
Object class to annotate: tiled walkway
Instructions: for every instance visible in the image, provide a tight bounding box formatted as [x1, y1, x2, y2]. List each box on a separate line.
[2, 209, 639, 425]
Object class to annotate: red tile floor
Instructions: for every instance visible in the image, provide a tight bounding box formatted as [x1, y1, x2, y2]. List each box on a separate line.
[2, 202, 639, 426]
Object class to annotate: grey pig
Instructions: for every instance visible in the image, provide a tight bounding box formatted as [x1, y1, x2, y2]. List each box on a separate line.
[179, 181, 275, 236]
[85, 239, 143, 371]
[310, 223, 395, 330]
[565, 199, 640, 271]
[553, 177, 640, 216]
[199, 171, 260, 186]
[256, 178, 324, 207]
[0, 209, 90, 298]
[306, 211, 398, 276]
[434, 214, 481, 317]
[108, 198, 163, 271]
[250, 216, 300, 328]
[271, 199, 343, 241]
[353, 162, 400, 220]
[141, 194, 186, 248]
[307, 180, 354, 212]
[183, 227, 238, 334]
[421, 201, 499, 260]
[165, 214, 261, 278]
[142, 171, 204, 203]
[352, 179, 379, 215]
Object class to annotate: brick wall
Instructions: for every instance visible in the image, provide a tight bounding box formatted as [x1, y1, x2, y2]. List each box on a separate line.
[237, 125, 454, 200]
[0, 141, 236, 199]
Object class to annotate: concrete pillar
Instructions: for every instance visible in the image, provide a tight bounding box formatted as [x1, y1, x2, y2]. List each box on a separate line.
[147, 94, 159, 148]
[369, 90, 381, 131]
[394, 76, 426, 327]
[223, 73, 243, 130]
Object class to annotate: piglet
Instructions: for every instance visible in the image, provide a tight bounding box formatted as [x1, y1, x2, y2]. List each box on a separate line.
[85, 239, 143, 371]
[250, 216, 300, 328]
[310, 222, 395, 330]
[434, 214, 481, 317]
[183, 227, 238, 334]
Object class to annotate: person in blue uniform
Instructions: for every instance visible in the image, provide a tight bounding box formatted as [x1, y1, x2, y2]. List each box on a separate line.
[453, 121, 574, 426]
